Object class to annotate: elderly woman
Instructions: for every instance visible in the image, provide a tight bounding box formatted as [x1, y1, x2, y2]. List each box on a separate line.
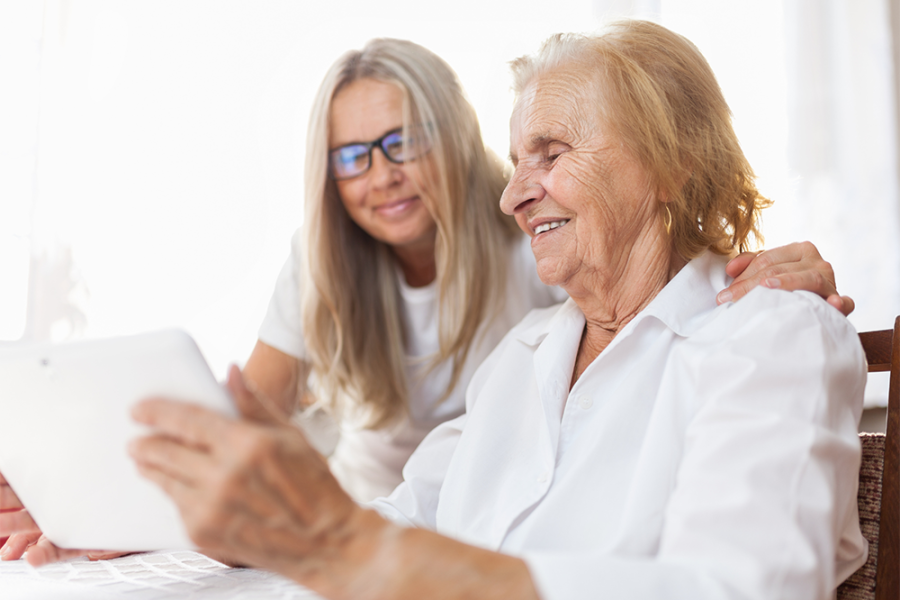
[70, 21, 865, 599]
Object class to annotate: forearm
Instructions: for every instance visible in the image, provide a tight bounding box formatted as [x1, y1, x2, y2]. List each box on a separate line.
[293, 509, 540, 600]
[242, 341, 308, 416]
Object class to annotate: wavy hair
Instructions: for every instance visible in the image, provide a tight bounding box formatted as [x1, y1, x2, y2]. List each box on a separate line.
[510, 20, 771, 258]
[301, 39, 518, 428]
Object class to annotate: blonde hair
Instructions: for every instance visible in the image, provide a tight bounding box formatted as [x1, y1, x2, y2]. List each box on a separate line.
[301, 39, 518, 428]
[511, 20, 771, 259]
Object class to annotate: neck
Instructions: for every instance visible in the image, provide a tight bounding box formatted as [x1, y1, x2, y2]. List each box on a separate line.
[568, 234, 686, 387]
[391, 240, 437, 288]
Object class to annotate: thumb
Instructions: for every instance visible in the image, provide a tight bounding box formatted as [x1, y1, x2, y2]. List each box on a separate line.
[724, 251, 760, 280]
[226, 365, 288, 425]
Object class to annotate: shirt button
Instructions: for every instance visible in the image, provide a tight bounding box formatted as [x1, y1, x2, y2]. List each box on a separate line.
[578, 395, 593, 410]
[537, 472, 549, 484]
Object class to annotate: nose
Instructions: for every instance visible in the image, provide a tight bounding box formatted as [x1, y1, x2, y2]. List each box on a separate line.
[368, 146, 403, 189]
[500, 167, 546, 216]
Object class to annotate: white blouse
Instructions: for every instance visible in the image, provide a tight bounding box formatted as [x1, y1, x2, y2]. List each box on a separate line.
[258, 232, 566, 502]
[370, 251, 868, 600]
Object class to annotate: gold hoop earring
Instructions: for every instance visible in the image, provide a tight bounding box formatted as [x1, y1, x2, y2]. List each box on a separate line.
[664, 205, 673, 235]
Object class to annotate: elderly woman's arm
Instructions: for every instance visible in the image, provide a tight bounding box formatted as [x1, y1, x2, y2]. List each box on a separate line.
[129, 367, 540, 600]
[129, 293, 864, 600]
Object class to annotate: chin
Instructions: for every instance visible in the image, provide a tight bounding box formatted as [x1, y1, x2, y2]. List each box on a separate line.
[535, 259, 571, 288]
[382, 229, 437, 251]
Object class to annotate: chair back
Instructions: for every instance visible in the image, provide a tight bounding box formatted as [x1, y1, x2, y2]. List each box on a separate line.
[838, 316, 900, 600]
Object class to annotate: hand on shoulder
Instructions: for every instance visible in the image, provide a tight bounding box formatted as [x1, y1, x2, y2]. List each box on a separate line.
[717, 241, 855, 316]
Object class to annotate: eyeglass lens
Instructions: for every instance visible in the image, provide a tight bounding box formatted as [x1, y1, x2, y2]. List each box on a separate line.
[329, 128, 430, 180]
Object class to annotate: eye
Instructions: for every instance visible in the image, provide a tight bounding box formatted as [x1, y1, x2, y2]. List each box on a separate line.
[546, 142, 570, 164]
[383, 134, 405, 160]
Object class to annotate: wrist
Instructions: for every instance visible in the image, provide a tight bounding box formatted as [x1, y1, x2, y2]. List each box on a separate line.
[288, 506, 398, 599]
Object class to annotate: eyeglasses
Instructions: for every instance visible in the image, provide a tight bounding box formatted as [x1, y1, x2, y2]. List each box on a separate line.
[328, 126, 432, 181]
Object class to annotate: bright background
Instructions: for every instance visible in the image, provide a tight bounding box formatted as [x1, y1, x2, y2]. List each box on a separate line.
[1, 0, 898, 404]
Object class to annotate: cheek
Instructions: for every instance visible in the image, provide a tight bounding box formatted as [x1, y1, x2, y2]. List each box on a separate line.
[336, 180, 364, 211]
[551, 162, 620, 227]
[515, 213, 530, 236]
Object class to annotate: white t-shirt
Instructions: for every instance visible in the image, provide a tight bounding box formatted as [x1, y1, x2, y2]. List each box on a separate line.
[258, 232, 565, 502]
[371, 251, 867, 599]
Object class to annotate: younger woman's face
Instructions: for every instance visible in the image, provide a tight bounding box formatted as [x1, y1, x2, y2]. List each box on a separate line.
[330, 78, 438, 256]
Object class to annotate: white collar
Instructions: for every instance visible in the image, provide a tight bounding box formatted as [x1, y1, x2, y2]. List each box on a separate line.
[514, 251, 733, 347]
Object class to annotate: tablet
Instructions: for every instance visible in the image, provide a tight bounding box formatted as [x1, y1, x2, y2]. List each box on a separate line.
[0, 329, 236, 551]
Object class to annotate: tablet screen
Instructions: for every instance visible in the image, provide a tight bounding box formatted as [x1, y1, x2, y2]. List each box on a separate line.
[0, 330, 235, 551]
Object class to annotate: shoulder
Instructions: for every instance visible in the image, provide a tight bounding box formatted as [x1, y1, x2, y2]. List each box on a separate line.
[268, 230, 304, 299]
[257, 231, 307, 359]
[683, 286, 866, 413]
[711, 287, 860, 352]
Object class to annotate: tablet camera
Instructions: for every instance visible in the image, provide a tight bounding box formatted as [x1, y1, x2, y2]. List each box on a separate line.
[39, 357, 56, 380]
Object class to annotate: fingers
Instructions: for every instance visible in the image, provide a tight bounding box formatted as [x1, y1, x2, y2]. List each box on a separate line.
[728, 243, 819, 285]
[132, 399, 232, 449]
[24, 536, 97, 567]
[1, 531, 41, 561]
[132, 459, 196, 510]
[87, 550, 130, 561]
[719, 241, 846, 309]
[1, 529, 126, 564]
[764, 269, 837, 297]
[724, 251, 760, 279]
[129, 434, 212, 488]
[828, 294, 856, 317]
[719, 267, 838, 306]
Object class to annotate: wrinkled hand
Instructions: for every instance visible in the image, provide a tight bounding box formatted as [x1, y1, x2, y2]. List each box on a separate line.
[717, 241, 855, 316]
[1, 471, 123, 565]
[129, 366, 371, 584]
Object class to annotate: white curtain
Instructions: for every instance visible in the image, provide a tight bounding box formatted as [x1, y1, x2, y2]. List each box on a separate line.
[782, 0, 900, 406]
[782, 0, 900, 334]
[9, 1, 900, 402]
[0, 2, 43, 344]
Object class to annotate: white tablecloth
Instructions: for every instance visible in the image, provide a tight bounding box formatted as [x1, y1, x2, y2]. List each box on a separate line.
[0, 550, 323, 599]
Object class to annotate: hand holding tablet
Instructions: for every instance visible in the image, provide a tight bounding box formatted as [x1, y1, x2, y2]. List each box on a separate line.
[0, 330, 236, 555]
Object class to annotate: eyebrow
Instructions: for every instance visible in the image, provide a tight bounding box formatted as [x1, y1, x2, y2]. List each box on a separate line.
[527, 132, 565, 154]
[508, 131, 558, 163]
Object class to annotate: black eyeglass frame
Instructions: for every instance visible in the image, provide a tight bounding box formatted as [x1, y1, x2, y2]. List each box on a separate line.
[327, 125, 432, 181]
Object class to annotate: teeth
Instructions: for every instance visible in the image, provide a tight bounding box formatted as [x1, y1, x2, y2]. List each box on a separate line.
[534, 220, 569, 234]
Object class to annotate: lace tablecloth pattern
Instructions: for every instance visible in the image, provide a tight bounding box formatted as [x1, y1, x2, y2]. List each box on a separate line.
[0, 550, 323, 599]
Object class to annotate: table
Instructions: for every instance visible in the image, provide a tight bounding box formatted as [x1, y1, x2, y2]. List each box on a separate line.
[0, 550, 323, 599]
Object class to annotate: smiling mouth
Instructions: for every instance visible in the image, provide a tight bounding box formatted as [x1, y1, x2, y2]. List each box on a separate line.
[534, 220, 569, 235]
[376, 197, 419, 215]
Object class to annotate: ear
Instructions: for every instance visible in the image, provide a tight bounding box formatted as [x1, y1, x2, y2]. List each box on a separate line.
[657, 166, 692, 203]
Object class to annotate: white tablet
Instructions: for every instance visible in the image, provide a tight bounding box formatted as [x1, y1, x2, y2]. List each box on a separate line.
[0, 329, 236, 551]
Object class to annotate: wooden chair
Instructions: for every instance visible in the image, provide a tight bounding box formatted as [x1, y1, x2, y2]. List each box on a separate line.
[838, 316, 900, 600]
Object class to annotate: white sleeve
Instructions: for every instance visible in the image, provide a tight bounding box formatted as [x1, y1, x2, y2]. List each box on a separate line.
[524, 290, 867, 600]
[367, 412, 467, 529]
[257, 235, 307, 360]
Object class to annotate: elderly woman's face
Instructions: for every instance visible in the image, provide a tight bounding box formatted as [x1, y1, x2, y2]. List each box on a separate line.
[500, 71, 663, 291]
